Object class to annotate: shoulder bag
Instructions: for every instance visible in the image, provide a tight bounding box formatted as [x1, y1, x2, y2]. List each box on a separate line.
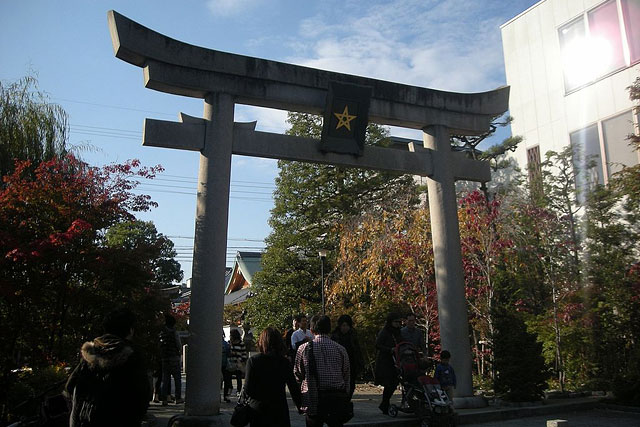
[230, 388, 253, 427]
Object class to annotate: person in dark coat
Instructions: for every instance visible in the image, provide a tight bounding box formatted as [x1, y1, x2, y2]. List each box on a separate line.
[243, 327, 302, 427]
[65, 308, 150, 427]
[283, 316, 299, 363]
[229, 328, 249, 394]
[159, 313, 183, 405]
[374, 312, 403, 415]
[151, 311, 164, 403]
[331, 314, 364, 397]
[222, 331, 232, 402]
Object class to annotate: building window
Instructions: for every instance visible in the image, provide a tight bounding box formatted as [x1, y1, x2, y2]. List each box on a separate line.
[602, 110, 636, 176]
[588, 1, 626, 72]
[559, 0, 640, 92]
[622, 0, 640, 63]
[569, 110, 638, 199]
[570, 124, 604, 194]
[559, 17, 588, 91]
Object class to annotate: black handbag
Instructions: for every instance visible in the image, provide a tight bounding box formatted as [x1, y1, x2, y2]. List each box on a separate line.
[230, 389, 253, 427]
[230, 402, 252, 427]
[308, 342, 354, 423]
[318, 389, 354, 424]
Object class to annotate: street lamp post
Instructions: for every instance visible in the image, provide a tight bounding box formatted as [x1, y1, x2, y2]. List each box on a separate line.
[318, 249, 328, 314]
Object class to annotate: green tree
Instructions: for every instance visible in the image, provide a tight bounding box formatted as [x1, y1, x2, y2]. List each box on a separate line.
[102, 220, 183, 370]
[541, 147, 583, 273]
[246, 113, 418, 331]
[580, 76, 640, 401]
[0, 76, 68, 178]
[612, 77, 640, 234]
[493, 308, 548, 401]
[105, 220, 183, 289]
[523, 147, 586, 390]
[582, 184, 638, 385]
[579, 76, 640, 385]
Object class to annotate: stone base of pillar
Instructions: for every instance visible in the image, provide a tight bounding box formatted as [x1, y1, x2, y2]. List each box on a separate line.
[453, 395, 488, 409]
[167, 414, 230, 427]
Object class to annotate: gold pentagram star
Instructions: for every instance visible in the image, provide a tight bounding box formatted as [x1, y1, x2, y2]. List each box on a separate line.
[334, 105, 357, 131]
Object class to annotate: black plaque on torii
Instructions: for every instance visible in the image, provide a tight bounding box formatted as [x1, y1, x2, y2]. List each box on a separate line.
[321, 81, 372, 156]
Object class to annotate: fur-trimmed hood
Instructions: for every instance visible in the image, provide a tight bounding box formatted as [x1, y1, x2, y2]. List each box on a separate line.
[81, 333, 134, 370]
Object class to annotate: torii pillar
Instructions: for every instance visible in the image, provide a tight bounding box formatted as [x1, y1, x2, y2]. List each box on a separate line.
[424, 125, 474, 401]
[186, 93, 234, 415]
[107, 10, 508, 421]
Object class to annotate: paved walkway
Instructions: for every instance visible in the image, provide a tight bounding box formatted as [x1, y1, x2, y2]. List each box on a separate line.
[145, 382, 640, 426]
[465, 409, 640, 427]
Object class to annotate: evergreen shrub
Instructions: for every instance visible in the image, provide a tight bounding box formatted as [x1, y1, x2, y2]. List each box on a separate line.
[493, 310, 548, 401]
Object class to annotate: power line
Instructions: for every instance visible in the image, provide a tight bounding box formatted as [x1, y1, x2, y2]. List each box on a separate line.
[131, 187, 273, 201]
[174, 248, 265, 252]
[131, 175, 276, 194]
[167, 236, 265, 241]
[72, 123, 142, 135]
[178, 248, 266, 252]
[62, 101, 289, 140]
[153, 174, 276, 187]
[136, 182, 273, 196]
[151, 177, 276, 190]
[70, 125, 142, 141]
[58, 99, 177, 117]
[132, 176, 276, 198]
[174, 247, 267, 252]
[70, 130, 141, 141]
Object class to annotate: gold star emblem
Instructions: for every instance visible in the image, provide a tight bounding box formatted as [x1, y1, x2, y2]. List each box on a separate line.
[333, 105, 357, 131]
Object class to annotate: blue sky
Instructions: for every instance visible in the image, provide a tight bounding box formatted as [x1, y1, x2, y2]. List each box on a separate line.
[1, 0, 539, 280]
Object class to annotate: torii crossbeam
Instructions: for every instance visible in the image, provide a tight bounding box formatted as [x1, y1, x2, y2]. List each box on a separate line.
[108, 10, 508, 420]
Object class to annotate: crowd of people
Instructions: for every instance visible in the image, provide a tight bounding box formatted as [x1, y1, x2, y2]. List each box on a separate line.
[64, 308, 455, 427]
[232, 312, 455, 426]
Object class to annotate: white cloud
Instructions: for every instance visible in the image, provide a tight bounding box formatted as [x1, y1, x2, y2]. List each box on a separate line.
[287, 0, 511, 93]
[232, 155, 277, 171]
[206, 0, 258, 17]
[234, 105, 289, 134]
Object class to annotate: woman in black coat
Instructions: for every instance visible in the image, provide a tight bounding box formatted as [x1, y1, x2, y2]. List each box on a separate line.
[374, 312, 403, 415]
[243, 327, 302, 427]
[331, 314, 364, 397]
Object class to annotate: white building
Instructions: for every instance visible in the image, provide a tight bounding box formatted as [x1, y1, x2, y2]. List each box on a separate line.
[501, 0, 639, 188]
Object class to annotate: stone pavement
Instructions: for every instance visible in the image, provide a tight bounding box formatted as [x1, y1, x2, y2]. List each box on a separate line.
[465, 408, 640, 427]
[146, 382, 640, 426]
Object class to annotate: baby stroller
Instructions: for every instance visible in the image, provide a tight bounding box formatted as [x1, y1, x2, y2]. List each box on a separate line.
[388, 342, 455, 427]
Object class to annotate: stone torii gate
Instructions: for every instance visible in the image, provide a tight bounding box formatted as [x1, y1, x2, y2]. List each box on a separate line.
[108, 10, 508, 421]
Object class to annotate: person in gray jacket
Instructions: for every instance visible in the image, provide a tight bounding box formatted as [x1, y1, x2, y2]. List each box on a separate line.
[400, 312, 427, 357]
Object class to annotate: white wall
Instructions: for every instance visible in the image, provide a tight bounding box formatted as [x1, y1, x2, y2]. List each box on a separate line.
[501, 0, 639, 174]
